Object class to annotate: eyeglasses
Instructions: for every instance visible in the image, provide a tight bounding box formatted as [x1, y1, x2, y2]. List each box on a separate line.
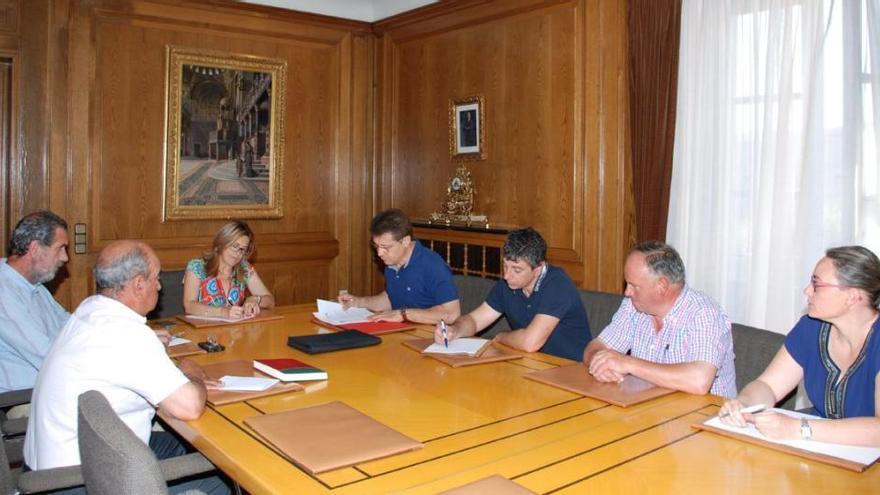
[228, 243, 250, 256]
[809, 277, 850, 291]
[371, 240, 401, 253]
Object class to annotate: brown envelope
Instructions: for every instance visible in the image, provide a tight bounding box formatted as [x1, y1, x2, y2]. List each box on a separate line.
[402, 338, 522, 367]
[524, 363, 675, 407]
[176, 310, 284, 328]
[440, 475, 537, 494]
[166, 341, 206, 359]
[200, 360, 303, 406]
[244, 401, 423, 474]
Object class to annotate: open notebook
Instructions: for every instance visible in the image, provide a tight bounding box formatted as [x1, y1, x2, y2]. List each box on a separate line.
[694, 408, 880, 472]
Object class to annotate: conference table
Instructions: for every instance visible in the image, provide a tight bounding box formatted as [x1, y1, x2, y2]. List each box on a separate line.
[160, 305, 879, 494]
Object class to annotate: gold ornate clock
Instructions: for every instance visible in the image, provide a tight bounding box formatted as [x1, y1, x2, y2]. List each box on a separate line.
[429, 165, 488, 226]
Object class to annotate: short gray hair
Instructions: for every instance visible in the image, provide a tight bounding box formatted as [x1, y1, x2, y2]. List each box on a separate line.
[826, 245, 880, 309]
[94, 245, 151, 293]
[9, 210, 68, 256]
[634, 241, 686, 285]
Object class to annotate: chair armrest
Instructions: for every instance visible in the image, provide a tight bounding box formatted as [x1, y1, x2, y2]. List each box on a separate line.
[0, 389, 32, 409]
[2, 417, 28, 437]
[158, 452, 216, 481]
[16, 465, 84, 494]
[5, 435, 23, 464]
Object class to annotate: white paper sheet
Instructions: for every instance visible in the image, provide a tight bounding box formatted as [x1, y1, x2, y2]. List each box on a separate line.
[168, 337, 191, 347]
[423, 338, 489, 356]
[219, 375, 279, 392]
[704, 408, 880, 466]
[313, 299, 373, 325]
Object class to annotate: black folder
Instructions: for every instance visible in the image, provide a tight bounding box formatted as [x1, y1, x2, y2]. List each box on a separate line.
[287, 330, 381, 354]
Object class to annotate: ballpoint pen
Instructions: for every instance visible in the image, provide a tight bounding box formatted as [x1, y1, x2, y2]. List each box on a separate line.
[718, 403, 766, 419]
[441, 319, 448, 348]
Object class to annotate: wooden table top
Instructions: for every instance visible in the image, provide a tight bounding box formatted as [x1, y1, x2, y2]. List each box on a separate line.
[159, 305, 880, 494]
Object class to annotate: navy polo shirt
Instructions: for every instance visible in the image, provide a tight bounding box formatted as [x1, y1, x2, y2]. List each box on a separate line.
[485, 264, 591, 361]
[385, 241, 459, 310]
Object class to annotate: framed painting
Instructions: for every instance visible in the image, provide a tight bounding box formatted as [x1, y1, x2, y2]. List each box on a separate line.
[163, 46, 287, 220]
[449, 95, 486, 161]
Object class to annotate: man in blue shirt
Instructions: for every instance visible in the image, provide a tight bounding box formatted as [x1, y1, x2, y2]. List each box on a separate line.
[435, 228, 591, 361]
[0, 210, 70, 392]
[340, 209, 460, 324]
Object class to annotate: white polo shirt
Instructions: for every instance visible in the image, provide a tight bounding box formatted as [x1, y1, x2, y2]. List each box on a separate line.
[23, 295, 189, 470]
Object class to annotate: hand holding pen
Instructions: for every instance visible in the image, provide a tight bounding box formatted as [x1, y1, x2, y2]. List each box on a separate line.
[434, 319, 453, 347]
[718, 401, 767, 427]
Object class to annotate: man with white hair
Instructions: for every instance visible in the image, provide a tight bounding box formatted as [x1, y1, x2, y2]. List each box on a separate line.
[24, 240, 228, 494]
[584, 241, 736, 397]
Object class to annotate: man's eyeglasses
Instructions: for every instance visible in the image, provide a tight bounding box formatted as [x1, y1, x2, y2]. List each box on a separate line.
[809, 277, 849, 291]
[372, 240, 401, 252]
[229, 243, 250, 256]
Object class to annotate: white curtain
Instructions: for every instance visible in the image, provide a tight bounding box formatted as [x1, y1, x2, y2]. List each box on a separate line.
[668, 0, 880, 333]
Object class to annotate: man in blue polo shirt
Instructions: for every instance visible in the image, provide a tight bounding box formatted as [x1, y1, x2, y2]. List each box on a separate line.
[434, 228, 591, 361]
[339, 209, 460, 324]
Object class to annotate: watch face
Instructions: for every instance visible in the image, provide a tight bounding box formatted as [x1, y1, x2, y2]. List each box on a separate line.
[451, 177, 463, 191]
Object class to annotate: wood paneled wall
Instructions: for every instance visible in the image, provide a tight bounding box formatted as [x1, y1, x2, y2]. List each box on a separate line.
[375, 0, 634, 292]
[8, 0, 635, 310]
[12, 0, 375, 308]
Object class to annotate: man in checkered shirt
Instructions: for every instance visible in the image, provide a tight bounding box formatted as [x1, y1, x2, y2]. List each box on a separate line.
[583, 241, 736, 397]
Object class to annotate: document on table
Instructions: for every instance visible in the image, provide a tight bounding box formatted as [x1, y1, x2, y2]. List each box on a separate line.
[219, 375, 279, 392]
[701, 408, 880, 467]
[184, 313, 256, 323]
[169, 336, 191, 347]
[313, 299, 373, 325]
[423, 338, 490, 357]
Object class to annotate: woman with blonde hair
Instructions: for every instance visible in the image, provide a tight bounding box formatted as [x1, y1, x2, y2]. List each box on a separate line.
[183, 221, 274, 319]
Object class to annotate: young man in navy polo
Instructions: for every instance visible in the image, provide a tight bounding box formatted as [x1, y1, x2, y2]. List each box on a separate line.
[434, 228, 591, 361]
[339, 209, 460, 324]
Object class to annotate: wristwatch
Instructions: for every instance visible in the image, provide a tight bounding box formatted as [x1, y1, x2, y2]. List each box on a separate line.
[400, 307, 408, 322]
[800, 418, 812, 440]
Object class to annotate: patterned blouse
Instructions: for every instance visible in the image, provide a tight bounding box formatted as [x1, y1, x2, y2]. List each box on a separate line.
[185, 258, 253, 307]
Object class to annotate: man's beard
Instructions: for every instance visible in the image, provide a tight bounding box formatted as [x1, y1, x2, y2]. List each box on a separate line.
[30, 264, 59, 284]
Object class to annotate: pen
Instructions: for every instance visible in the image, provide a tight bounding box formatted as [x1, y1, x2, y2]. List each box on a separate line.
[441, 319, 448, 348]
[719, 403, 767, 419]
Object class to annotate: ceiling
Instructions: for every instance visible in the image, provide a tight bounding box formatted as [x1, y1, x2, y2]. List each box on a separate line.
[241, 0, 440, 22]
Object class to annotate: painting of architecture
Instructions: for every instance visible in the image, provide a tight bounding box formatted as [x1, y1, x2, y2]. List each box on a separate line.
[164, 46, 286, 220]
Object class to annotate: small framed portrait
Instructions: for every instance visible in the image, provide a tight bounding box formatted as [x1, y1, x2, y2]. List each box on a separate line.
[163, 46, 287, 221]
[449, 95, 486, 161]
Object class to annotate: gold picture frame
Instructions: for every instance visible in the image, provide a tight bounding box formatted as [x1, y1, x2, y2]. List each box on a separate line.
[163, 46, 287, 221]
[449, 95, 486, 161]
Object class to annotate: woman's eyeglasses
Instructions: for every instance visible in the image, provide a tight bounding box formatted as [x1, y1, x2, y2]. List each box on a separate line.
[229, 243, 250, 256]
[809, 277, 849, 291]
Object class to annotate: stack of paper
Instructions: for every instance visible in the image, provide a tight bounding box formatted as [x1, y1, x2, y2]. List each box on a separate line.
[220, 375, 279, 391]
[313, 299, 373, 325]
[423, 338, 490, 357]
[697, 408, 880, 471]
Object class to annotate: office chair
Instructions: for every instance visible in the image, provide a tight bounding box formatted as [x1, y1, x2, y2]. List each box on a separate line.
[77, 390, 217, 495]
